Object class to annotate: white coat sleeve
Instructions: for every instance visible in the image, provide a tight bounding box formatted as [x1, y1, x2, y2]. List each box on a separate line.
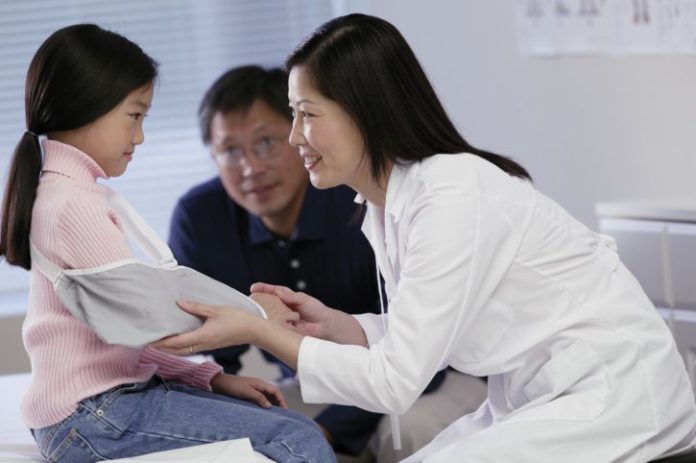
[353, 312, 387, 345]
[298, 186, 520, 414]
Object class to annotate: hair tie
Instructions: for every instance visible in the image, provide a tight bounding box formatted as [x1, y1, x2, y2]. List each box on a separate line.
[26, 130, 38, 138]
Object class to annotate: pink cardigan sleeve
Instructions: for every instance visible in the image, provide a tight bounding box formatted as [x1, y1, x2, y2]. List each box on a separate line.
[139, 348, 222, 390]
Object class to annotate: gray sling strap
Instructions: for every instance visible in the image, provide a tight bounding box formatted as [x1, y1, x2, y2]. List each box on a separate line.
[30, 189, 266, 348]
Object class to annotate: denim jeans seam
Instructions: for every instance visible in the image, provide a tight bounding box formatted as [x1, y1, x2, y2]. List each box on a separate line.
[95, 383, 138, 413]
[38, 423, 62, 453]
[122, 428, 214, 445]
[47, 428, 107, 463]
[81, 404, 126, 434]
[36, 411, 76, 455]
[274, 438, 321, 463]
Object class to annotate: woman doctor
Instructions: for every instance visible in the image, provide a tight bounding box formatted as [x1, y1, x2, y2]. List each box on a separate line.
[155, 14, 696, 462]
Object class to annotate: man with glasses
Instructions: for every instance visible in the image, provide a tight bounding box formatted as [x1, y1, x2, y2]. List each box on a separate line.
[168, 66, 487, 463]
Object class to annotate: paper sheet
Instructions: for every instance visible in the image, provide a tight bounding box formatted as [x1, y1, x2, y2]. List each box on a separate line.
[516, 0, 696, 54]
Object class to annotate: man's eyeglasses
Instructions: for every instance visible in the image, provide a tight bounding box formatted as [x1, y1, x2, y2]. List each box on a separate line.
[211, 136, 288, 168]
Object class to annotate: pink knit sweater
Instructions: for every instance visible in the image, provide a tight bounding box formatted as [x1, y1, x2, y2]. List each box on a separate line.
[22, 140, 222, 429]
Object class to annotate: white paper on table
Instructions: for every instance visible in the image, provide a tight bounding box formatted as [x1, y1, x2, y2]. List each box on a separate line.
[109, 438, 271, 463]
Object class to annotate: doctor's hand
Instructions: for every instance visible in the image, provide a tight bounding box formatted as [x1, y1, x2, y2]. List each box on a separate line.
[211, 373, 287, 409]
[250, 283, 331, 339]
[251, 283, 370, 347]
[152, 300, 264, 354]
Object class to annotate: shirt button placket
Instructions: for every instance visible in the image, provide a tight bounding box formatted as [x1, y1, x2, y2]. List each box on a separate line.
[288, 254, 305, 290]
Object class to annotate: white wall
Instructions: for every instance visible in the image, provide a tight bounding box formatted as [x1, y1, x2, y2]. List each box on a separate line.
[0, 315, 29, 374]
[342, 0, 696, 227]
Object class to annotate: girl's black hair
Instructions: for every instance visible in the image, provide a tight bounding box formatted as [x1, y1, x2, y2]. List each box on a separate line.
[198, 65, 290, 145]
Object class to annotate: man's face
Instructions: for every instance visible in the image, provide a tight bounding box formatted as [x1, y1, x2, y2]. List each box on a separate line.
[209, 100, 308, 224]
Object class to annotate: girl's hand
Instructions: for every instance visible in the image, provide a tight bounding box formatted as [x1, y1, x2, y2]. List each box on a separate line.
[211, 373, 287, 408]
[250, 283, 332, 338]
[152, 300, 263, 354]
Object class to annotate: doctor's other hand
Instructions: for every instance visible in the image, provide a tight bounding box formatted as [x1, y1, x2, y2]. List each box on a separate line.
[211, 373, 287, 409]
[152, 300, 262, 354]
[251, 283, 370, 347]
[250, 283, 331, 338]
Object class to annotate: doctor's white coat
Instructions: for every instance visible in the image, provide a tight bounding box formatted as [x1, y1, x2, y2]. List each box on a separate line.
[297, 154, 696, 462]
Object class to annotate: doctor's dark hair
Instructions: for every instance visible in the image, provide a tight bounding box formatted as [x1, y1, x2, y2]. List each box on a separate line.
[285, 14, 531, 185]
[198, 65, 291, 145]
[0, 24, 158, 270]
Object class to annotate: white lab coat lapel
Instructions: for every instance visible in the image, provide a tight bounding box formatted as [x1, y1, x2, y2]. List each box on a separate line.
[361, 203, 397, 299]
[357, 163, 413, 300]
[384, 211, 400, 281]
[382, 162, 414, 298]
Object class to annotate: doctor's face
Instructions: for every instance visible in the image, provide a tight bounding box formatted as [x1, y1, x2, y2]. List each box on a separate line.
[288, 66, 369, 191]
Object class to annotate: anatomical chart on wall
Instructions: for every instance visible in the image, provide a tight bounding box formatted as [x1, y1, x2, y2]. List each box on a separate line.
[516, 0, 696, 54]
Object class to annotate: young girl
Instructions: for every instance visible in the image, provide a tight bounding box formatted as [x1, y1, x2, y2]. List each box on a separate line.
[0, 24, 334, 463]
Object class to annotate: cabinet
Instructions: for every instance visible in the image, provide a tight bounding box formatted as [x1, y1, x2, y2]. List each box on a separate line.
[596, 199, 696, 393]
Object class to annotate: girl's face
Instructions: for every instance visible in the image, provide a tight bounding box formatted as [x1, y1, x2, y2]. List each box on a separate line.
[288, 66, 370, 192]
[58, 84, 153, 177]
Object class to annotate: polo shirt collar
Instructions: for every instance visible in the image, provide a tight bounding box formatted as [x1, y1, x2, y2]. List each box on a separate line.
[248, 183, 327, 245]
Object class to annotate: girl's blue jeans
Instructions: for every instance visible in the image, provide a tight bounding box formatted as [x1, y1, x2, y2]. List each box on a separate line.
[31, 376, 336, 462]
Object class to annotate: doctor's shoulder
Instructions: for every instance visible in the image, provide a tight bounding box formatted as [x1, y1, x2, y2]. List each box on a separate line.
[409, 153, 526, 197]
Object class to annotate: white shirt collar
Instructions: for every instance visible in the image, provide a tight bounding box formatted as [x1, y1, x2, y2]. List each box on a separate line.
[353, 160, 416, 222]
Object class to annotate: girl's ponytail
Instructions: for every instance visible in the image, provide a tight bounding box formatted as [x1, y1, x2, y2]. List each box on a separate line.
[0, 131, 42, 270]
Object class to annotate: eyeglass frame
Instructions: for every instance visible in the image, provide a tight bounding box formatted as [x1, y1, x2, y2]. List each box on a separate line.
[210, 134, 290, 169]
